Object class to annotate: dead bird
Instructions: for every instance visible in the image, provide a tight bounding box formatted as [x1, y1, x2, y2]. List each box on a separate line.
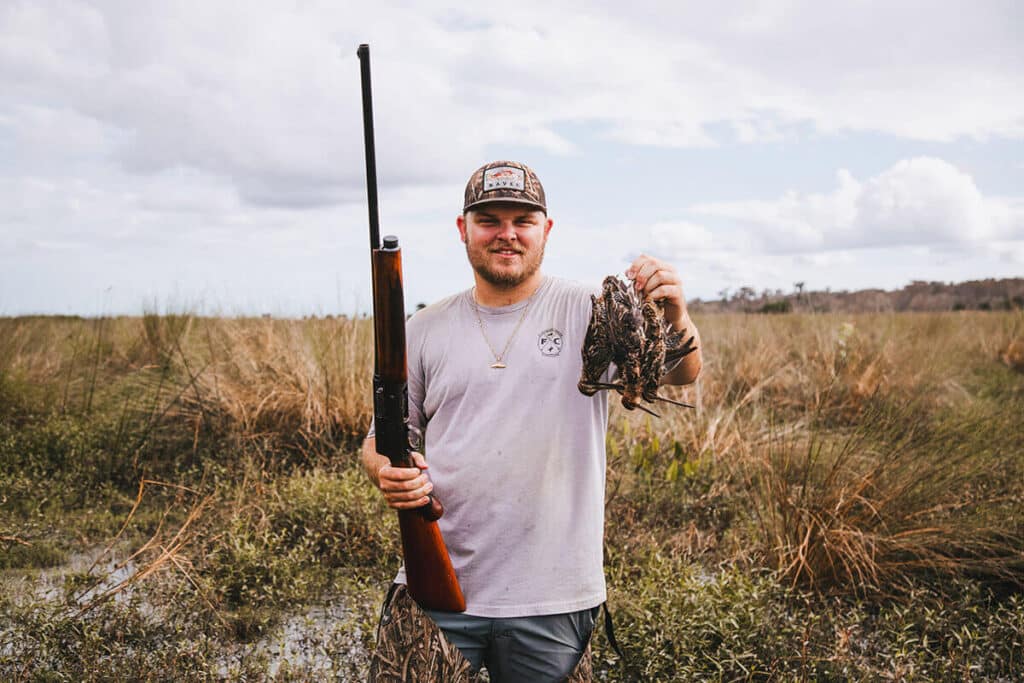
[578, 275, 698, 417]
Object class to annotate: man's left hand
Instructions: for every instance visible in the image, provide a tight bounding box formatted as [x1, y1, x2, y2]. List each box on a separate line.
[626, 254, 689, 332]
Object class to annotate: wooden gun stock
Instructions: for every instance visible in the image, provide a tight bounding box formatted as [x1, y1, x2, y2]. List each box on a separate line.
[360, 44, 465, 613]
[372, 241, 465, 613]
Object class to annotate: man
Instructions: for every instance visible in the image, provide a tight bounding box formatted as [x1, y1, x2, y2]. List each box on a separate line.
[362, 160, 702, 682]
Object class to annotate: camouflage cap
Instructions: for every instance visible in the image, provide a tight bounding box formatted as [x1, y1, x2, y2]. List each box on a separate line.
[463, 160, 547, 214]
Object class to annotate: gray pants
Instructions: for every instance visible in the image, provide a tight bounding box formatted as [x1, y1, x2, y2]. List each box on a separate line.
[368, 584, 597, 683]
[423, 604, 600, 682]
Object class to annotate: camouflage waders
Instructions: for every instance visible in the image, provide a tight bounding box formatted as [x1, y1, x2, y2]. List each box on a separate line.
[368, 585, 594, 682]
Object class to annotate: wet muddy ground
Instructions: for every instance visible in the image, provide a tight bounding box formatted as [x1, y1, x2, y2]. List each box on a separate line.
[1, 547, 377, 679]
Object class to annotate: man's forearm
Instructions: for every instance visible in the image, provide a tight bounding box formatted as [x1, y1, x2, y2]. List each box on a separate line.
[663, 314, 703, 386]
[361, 436, 389, 488]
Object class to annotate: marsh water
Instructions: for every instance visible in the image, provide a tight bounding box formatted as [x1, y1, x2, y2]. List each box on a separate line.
[1, 546, 374, 678]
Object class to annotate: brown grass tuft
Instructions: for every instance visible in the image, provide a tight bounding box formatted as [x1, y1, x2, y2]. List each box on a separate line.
[1000, 338, 1024, 373]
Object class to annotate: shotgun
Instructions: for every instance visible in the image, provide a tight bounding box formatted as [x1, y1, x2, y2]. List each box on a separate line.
[357, 44, 466, 613]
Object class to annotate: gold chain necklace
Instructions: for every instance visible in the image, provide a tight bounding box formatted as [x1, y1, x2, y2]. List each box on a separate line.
[471, 287, 536, 369]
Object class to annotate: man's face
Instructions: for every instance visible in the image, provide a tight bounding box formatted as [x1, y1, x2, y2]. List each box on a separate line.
[457, 203, 553, 289]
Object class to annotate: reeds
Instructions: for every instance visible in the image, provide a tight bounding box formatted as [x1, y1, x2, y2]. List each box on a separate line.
[180, 316, 373, 450]
[0, 314, 374, 452]
[1, 310, 1022, 598]
[601, 311, 1024, 593]
[751, 398, 1023, 594]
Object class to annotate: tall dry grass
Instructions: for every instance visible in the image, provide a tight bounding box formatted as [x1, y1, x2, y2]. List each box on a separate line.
[2, 310, 1023, 595]
[1, 314, 375, 453]
[605, 311, 1024, 592]
[172, 316, 375, 449]
[640, 311, 1023, 455]
[752, 400, 1023, 593]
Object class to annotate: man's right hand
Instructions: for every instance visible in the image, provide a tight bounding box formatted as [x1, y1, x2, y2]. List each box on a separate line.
[361, 437, 436, 510]
[377, 453, 435, 510]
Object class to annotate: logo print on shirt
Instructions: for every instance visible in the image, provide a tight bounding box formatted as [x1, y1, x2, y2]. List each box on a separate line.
[538, 329, 563, 357]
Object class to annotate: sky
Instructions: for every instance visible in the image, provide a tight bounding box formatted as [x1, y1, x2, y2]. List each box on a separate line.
[1, 0, 1022, 317]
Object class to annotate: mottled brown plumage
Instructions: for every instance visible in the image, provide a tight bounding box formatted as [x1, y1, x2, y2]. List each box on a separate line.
[578, 275, 698, 416]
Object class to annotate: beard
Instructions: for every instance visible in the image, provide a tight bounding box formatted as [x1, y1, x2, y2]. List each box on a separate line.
[465, 238, 546, 288]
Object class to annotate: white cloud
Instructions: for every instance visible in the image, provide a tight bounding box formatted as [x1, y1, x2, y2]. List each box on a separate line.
[3, 2, 1022, 210]
[650, 221, 715, 252]
[854, 159, 995, 244]
[634, 157, 1024, 300]
[794, 251, 856, 267]
[1001, 243, 1024, 264]
[962, 239, 1024, 265]
[2, 2, 1023, 315]
[689, 157, 1024, 252]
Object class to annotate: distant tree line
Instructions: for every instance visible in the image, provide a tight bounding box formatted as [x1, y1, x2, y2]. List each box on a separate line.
[691, 278, 1024, 314]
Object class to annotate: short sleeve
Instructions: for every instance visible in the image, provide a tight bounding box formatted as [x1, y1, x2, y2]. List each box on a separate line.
[406, 317, 427, 436]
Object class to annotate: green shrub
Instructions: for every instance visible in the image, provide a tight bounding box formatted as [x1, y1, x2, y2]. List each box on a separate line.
[0, 539, 67, 570]
[759, 300, 793, 314]
[0, 590, 266, 680]
[599, 551, 1024, 681]
[199, 465, 397, 636]
[602, 553, 816, 680]
[268, 467, 398, 570]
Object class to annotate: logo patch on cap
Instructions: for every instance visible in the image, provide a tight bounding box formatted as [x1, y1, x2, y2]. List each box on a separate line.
[483, 166, 526, 192]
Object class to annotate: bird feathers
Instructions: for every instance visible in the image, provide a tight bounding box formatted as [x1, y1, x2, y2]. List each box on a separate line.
[578, 275, 697, 415]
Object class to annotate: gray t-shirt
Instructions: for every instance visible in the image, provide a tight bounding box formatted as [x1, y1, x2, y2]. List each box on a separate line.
[376, 275, 611, 618]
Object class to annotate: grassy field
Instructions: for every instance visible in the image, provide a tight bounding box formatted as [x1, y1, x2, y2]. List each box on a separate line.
[1, 311, 1023, 681]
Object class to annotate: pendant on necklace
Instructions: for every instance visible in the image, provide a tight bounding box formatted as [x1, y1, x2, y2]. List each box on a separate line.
[490, 362, 507, 369]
